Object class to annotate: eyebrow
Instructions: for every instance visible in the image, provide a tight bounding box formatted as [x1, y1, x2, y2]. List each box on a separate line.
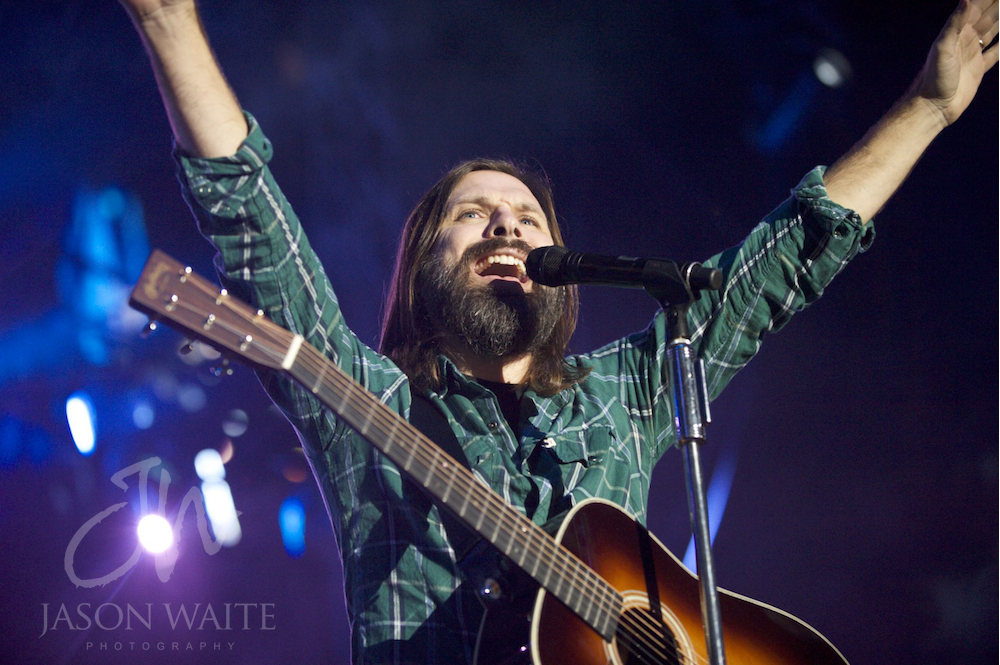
[446, 195, 545, 217]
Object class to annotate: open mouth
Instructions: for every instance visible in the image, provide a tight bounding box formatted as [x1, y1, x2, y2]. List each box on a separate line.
[473, 253, 528, 283]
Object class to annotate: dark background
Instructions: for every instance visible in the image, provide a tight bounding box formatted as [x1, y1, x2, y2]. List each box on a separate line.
[1, 1, 996, 663]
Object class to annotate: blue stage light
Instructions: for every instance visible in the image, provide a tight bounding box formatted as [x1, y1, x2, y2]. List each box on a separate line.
[279, 497, 306, 559]
[132, 400, 155, 430]
[683, 449, 738, 573]
[66, 391, 96, 456]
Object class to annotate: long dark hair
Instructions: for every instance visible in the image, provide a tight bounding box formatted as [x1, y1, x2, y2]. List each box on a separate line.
[379, 158, 588, 396]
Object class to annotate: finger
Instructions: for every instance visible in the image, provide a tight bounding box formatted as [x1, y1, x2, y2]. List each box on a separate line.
[941, 0, 980, 53]
[972, 0, 998, 34]
[961, 31, 983, 62]
[983, 41, 999, 69]
[968, 0, 995, 20]
[944, 0, 975, 36]
[981, 23, 999, 48]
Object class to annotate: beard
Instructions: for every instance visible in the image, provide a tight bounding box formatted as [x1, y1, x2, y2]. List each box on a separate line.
[417, 237, 565, 359]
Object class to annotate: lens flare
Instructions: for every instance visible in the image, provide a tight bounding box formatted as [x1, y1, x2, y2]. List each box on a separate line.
[137, 514, 173, 553]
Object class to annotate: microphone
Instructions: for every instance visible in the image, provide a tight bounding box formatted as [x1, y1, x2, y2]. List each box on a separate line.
[525, 245, 722, 292]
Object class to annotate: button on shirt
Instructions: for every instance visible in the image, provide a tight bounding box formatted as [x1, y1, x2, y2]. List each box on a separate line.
[174, 113, 873, 664]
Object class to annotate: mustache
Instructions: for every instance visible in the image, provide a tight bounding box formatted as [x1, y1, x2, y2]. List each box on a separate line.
[459, 237, 536, 267]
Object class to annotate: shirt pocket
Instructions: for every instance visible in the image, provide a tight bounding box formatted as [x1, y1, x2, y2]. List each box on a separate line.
[543, 425, 629, 469]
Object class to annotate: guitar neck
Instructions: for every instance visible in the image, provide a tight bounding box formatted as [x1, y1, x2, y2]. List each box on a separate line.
[128, 249, 621, 641]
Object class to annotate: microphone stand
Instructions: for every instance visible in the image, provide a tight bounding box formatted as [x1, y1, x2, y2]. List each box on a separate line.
[643, 261, 726, 665]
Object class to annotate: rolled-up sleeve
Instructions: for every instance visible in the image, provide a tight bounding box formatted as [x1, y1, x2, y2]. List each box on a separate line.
[691, 165, 875, 399]
[172, 112, 408, 449]
[585, 166, 875, 461]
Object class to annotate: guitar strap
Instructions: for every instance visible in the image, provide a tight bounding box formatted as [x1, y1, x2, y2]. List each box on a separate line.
[410, 395, 532, 619]
[409, 394, 483, 562]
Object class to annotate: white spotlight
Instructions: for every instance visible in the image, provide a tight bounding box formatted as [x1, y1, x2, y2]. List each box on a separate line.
[813, 48, 852, 89]
[194, 448, 226, 482]
[202, 480, 242, 547]
[137, 514, 174, 553]
[66, 392, 96, 456]
[222, 409, 249, 437]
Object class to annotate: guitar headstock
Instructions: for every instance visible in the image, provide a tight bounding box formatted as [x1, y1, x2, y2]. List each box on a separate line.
[129, 249, 291, 372]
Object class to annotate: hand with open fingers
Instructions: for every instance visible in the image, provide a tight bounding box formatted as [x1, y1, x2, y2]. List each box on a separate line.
[917, 0, 999, 126]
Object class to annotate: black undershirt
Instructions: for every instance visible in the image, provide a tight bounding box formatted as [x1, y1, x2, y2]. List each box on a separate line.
[477, 379, 522, 433]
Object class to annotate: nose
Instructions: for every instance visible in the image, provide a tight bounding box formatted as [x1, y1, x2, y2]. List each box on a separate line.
[486, 207, 522, 238]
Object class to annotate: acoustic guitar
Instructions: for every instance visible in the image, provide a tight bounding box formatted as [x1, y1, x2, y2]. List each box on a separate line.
[129, 249, 849, 665]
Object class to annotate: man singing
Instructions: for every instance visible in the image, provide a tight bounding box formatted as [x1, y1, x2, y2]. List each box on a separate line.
[118, 0, 997, 662]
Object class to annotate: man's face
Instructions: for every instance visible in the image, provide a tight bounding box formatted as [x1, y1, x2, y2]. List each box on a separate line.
[418, 170, 564, 359]
[433, 170, 555, 293]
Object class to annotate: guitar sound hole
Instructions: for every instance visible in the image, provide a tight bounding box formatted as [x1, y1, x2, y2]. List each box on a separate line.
[614, 606, 681, 665]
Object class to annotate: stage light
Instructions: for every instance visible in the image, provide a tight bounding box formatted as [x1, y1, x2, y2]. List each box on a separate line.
[813, 48, 851, 89]
[279, 497, 306, 558]
[177, 384, 207, 413]
[222, 409, 249, 437]
[282, 463, 308, 483]
[137, 514, 173, 553]
[683, 450, 738, 573]
[152, 372, 179, 402]
[66, 392, 96, 456]
[219, 438, 234, 464]
[201, 480, 242, 547]
[132, 400, 154, 430]
[194, 448, 225, 482]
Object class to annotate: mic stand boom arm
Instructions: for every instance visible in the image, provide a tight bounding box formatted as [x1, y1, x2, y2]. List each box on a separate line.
[644, 261, 727, 665]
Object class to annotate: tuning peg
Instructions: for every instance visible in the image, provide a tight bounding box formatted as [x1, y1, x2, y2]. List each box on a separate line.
[210, 358, 234, 377]
[140, 318, 159, 339]
[178, 339, 196, 355]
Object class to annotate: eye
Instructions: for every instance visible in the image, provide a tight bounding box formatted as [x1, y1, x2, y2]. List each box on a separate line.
[519, 216, 540, 227]
[458, 209, 482, 220]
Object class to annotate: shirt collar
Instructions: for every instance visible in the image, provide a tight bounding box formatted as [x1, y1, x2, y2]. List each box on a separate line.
[433, 353, 573, 411]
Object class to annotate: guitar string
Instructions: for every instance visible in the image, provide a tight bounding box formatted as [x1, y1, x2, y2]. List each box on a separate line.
[616, 607, 699, 665]
[163, 281, 710, 665]
[165, 290, 692, 665]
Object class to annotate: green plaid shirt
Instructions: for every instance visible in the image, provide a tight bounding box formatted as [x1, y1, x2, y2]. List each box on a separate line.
[175, 113, 873, 664]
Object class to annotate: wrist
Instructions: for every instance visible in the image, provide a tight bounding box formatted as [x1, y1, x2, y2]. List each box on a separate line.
[130, 2, 201, 42]
[902, 73, 952, 131]
[894, 87, 950, 136]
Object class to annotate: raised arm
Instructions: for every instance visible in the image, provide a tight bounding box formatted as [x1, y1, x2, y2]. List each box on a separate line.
[120, 0, 246, 157]
[824, 0, 998, 223]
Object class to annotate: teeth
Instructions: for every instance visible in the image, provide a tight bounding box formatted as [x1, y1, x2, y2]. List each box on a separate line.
[480, 254, 526, 275]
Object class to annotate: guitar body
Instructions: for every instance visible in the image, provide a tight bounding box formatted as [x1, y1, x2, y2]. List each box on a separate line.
[527, 498, 848, 665]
